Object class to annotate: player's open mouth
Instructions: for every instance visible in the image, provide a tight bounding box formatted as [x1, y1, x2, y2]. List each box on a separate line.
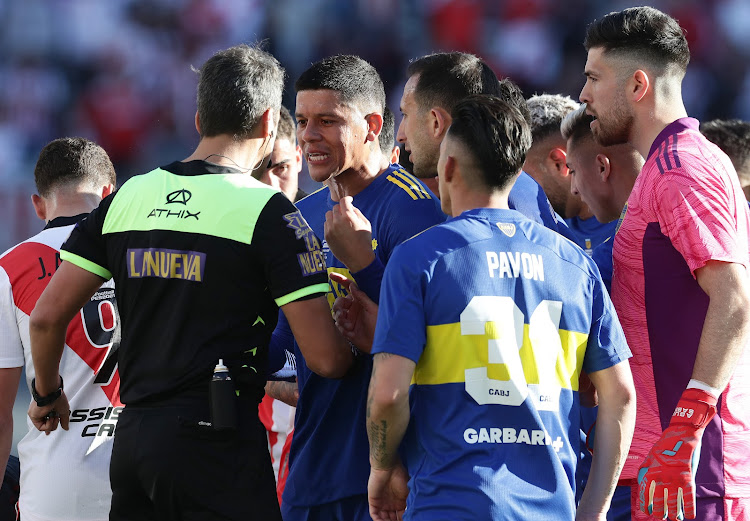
[307, 153, 329, 163]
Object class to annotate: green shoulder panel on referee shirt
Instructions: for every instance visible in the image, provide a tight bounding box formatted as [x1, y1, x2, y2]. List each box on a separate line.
[60, 251, 113, 280]
[102, 168, 279, 244]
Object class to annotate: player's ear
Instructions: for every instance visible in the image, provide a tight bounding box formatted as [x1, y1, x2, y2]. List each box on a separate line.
[631, 70, 650, 103]
[596, 153, 612, 182]
[294, 145, 303, 172]
[443, 155, 456, 184]
[194, 111, 201, 134]
[431, 107, 451, 140]
[549, 148, 568, 176]
[364, 113, 383, 143]
[31, 194, 47, 221]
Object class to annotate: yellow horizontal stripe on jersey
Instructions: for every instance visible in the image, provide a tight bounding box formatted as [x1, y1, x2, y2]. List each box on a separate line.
[413, 322, 588, 390]
[394, 169, 432, 199]
[386, 175, 420, 200]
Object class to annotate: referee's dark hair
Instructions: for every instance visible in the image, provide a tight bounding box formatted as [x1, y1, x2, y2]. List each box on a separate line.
[448, 95, 532, 191]
[34, 137, 116, 197]
[196, 43, 284, 140]
[295, 55, 385, 115]
[584, 6, 689, 77]
[407, 52, 500, 114]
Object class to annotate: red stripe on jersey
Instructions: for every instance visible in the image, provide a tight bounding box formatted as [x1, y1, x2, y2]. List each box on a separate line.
[1, 240, 122, 407]
[0, 241, 60, 315]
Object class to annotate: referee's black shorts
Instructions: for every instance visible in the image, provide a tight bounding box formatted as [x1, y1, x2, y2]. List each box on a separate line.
[109, 399, 280, 521]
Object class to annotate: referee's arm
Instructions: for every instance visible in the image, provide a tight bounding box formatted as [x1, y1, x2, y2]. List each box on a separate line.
[282, 296, 353, 379]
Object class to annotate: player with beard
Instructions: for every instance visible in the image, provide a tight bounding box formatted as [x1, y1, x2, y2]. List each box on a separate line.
[278, 55, 445, 521]
[581, 7, 750, 520]
[397, 52, 560, 232]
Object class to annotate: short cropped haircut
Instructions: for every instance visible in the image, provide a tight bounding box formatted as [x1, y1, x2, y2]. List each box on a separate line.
[277, 105, 296, 144]
[295, 55, 385, 113]
[448, 95, 532, 191]
[380, 107, 395, 155]
[407, 52, 500, 113]
[561, 104, 596, 146]
[701, 119, 750, 178]
[527, 94, 580, 144]
[584, 7, 689, 75]
[196, 44, 284, 140]
[34, 137, 116, 197]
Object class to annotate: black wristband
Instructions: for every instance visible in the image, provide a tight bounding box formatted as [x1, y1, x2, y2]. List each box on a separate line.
[31, 376, 64, 407]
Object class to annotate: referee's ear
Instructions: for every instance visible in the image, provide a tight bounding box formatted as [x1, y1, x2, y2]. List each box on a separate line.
[101, 184, 115, 199]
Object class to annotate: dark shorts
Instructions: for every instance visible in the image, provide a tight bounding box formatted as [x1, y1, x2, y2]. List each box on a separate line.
[0, 455, 19, 521]
[281, 494, 371, 521]
[110, 403, 280, 521]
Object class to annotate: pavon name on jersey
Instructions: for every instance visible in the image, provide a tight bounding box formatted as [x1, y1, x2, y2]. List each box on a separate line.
[485, 251, 544, 281]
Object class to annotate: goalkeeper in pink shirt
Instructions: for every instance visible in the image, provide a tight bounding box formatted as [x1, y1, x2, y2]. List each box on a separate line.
[580, 6, 750, 521]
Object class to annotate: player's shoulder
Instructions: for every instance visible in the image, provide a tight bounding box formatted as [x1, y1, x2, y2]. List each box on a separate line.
[378, 165, 439, 205]
[295, 185, 329, 210]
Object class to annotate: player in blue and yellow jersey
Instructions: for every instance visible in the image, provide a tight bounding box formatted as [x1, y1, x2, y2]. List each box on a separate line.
[397, 52, 561, 232]
[363, 95, 636, 521]
[276, 56, 446, 521]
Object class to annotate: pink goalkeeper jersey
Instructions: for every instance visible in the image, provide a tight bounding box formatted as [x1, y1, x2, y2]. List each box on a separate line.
[612, 118, 750, 498]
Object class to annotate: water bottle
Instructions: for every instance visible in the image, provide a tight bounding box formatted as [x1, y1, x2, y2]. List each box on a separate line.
[210, 359, 238, 430]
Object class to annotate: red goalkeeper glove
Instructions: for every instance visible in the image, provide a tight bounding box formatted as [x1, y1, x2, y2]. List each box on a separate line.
[637, 388, 717, 520]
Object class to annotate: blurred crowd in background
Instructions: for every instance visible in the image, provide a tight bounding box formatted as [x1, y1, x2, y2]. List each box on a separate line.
[1, 0, 749, 251]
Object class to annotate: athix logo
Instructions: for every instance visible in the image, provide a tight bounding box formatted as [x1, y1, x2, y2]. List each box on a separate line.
[166, 189, 192, 205]
[148, 189, 200, 220]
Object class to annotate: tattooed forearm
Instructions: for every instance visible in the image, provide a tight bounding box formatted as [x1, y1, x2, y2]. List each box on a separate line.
[368, 419, 390, 468]
[264, 380, 298, 407]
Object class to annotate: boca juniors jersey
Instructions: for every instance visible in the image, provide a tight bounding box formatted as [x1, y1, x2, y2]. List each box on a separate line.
[372, 208, 630, 520]
[283, 164, 446, 507]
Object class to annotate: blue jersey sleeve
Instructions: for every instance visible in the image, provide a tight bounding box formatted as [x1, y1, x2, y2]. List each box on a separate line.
[508, 171, 560, 232]
[371, 241, 429, 363]
[582, 272, 631, 374]
[591, 239, 613, 293]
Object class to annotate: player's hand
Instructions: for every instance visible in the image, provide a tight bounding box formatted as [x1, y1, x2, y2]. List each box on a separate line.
[330, 272, 378, 353]
[324, 196, 375, 272]
[637, 388, 717, 520]
[368, 462, 409, 521]
[28, 390, 71, 435]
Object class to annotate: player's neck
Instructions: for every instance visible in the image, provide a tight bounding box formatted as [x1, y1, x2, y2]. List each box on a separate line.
[41, 193, 102, 223]
[632, 100, 688, 159]
[327, 155, 389, 202]
[450, 191, 510, 217]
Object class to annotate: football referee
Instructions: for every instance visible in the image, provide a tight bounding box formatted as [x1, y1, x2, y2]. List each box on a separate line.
[26, 44, 354, 521]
